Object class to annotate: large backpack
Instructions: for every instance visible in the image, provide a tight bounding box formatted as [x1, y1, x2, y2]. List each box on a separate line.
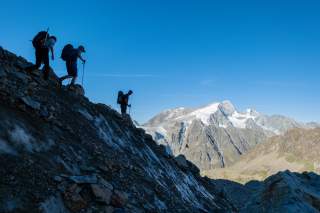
[61, 44, 75, 61]
[32, 31, 49, 48]
[117, 91, 124, 104]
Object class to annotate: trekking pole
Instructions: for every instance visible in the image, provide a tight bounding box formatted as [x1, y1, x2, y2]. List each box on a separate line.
[129, 94, 133, 116]
[81, 62, 85, 87]
[44, 27, 50, 44]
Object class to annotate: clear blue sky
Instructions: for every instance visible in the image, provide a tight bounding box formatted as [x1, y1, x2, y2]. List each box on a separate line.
[1, 0, 320, 123]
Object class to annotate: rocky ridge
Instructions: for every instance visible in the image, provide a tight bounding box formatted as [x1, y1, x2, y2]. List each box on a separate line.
[0, 46, 233, 212]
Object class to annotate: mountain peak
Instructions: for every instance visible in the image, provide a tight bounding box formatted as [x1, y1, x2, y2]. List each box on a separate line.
[246, 108, 260, 117]
[219, 100, 236, 115]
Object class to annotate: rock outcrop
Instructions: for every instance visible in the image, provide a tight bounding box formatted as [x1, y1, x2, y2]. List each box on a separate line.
[242, 171, 320, 213]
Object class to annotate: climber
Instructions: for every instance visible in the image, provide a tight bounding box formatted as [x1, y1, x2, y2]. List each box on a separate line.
[26, 31, 57, 80]
[59, 45, 86, 87]
[117, 90, 133, 115]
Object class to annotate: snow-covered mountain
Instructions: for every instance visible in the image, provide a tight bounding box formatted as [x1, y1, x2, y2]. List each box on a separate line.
[143, 101, 318, 171]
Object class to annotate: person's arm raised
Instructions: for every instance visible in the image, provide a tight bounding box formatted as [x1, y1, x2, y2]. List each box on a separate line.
[79, 54, 86, 63]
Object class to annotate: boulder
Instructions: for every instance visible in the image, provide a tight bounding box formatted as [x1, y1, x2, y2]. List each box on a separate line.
[111, 190, 128, 208]
[63, 184, 87, 212]
[91, 184, 112, 204]
[69, 84, 85, 96]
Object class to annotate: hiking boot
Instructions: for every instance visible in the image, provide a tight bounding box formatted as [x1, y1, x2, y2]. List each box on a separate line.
[58, 78, 63, 88]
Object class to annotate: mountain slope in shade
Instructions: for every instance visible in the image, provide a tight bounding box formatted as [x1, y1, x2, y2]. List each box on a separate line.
[0, 46, 237, 212]
[143, 101, 317, 171]
[203, 128, 320, 183]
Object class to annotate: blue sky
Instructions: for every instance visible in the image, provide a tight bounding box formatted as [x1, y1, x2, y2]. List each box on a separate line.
[1, 0, 320, 123]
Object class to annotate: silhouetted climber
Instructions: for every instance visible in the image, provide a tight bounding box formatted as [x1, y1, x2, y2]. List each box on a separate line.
[117, 90, 133, 115]
[59, 45, 86, 87]
[26, 31, 57, 80]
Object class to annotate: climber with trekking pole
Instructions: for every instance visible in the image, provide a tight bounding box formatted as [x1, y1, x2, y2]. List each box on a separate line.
[117, 90, 133, 116]
[26, 29, 57, 80]
[81, 61, 85, 87]
[59, 44, 86, 88]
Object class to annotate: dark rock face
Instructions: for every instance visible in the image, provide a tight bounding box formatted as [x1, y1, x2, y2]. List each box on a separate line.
[241, 171, 320, 213]
[0, 47, 233, 212]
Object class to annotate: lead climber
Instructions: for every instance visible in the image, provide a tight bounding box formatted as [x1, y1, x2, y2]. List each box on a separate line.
[117, 90, 133, 115]
[59, 45, 86, 87]
[26, 31, 57, 80]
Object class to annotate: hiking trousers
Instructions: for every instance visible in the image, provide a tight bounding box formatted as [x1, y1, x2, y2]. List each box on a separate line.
[121, 104, 127, 115]
[26, 47, 50, 79]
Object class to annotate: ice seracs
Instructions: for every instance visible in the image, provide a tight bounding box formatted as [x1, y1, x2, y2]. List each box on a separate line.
[228, 109, 258, 129]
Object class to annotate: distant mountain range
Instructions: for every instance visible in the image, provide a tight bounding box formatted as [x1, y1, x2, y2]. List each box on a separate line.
[203, 128, 320, 183]
[142, 101, 319, 171]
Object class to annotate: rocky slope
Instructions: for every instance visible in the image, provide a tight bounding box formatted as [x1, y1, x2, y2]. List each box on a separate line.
[0, 46, 236, 212]
[242, 171, 320, 213]
[207, 170, 320, 213]
[203, 128, 320, 183]
[1, 46, 320, 213]
[143, 101, 318, 171]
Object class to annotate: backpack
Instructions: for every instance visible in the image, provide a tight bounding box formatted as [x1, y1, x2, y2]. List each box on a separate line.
[61, 44, 75, 61]
[117, 91, 124, 104]
[32, 31, 49, 48]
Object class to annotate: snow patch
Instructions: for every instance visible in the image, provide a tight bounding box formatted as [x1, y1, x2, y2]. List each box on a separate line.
[219, 124, 228, 128]
[34, 139, 55, 152]
[9, 126, 34, 152]
[190, 103, 219, 125]
[78, 108, 94, 121]
[228, 111, 257, 129]
[94, 115, 121, 149]
[154, 196, 167, 210]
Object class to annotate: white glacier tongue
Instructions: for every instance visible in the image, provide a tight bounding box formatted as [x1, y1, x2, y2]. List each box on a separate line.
[190, 102, 220, 125]
[228, 111, 257, 129]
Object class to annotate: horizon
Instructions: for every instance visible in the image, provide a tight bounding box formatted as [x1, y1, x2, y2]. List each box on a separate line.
[1, 0, 320, 123]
